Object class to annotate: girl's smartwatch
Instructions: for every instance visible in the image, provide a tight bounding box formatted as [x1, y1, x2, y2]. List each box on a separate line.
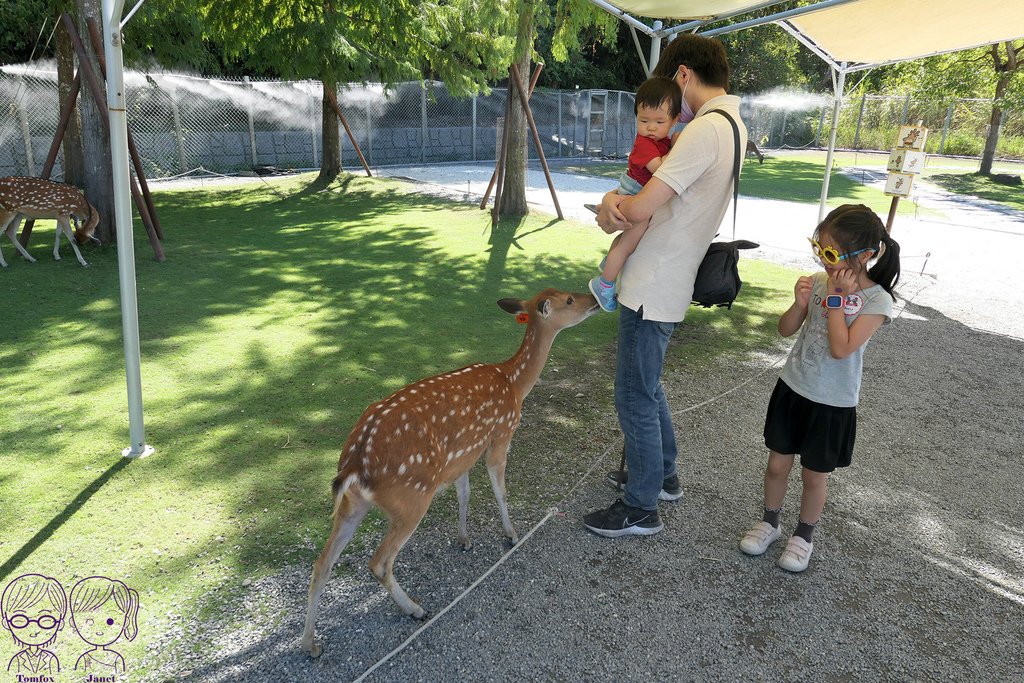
[825, 289, 845, 309]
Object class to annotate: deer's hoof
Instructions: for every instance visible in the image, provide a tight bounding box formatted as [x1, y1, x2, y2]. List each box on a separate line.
[410, 607, 429, 621]
[459, 539, 473, 552]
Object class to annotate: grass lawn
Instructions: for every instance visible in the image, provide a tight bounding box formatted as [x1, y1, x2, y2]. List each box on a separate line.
[554, 149, 1024, 216]
[0, 173, 797, 677]
[926, 172, 1024, 213]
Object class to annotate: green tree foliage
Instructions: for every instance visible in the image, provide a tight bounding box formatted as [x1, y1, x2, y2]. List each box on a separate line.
[197, 0, 515, 96]
[0, 0, 51, 65]
[538, 4, 823, 95]
[876, 43, 1023, 107]
[719, 24, 816, 94]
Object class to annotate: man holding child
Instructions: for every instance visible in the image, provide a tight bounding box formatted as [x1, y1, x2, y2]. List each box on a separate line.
[584, 34, 748, 537]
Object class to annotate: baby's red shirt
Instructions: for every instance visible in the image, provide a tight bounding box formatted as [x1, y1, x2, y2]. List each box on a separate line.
[626, 135, 672, 186]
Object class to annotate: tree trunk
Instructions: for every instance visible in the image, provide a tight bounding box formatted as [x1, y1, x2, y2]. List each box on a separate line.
[76, 0, 115, 243]
[499, 3, 535, 217]
[56, 22, 85, 188]
[979, 44, 1016, 175]
[317, 80, 341, 183]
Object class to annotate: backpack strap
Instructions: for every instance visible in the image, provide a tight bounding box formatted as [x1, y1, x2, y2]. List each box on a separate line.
[707, 109, 740, 241]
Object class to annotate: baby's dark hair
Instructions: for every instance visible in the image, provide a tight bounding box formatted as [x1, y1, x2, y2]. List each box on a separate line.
[815, 204, 901, 300]
[634, 76, 682, 119]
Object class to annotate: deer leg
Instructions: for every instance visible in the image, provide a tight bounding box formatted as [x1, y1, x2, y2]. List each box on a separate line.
[301, 492, 372, 658]
[58, 217, 89, 267]
[455, 472, 472, 550]
[369, 498, 431, 620]
[2, 213, 34, 264]
[486, 442, 519, 545]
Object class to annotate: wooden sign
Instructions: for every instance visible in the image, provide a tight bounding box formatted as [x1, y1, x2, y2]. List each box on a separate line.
[884, 172, 915, 197]
[895, 124, 928, 151]
[887, 149, 926, 173]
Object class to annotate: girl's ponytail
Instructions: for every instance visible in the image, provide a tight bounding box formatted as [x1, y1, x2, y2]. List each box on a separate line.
[869, 231, 901, 301]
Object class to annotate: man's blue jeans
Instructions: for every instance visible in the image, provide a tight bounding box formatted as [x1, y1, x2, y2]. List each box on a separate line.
[615, 304, 678, 511]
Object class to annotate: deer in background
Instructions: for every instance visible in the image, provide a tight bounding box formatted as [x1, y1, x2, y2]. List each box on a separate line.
[300, 288, 599, 657]
[0, 176, 100, 268]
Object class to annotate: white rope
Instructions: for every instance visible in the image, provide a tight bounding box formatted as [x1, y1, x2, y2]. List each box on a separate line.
[672, 353, 787, 417]
[350, 507, 557, 683]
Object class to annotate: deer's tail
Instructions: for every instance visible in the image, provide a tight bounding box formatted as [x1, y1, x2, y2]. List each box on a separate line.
[330, 472, 361, 518]
[83, 201, 99, 234]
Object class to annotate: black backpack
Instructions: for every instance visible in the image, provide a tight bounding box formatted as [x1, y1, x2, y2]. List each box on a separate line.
[691, 109, 758, 309]
[691, 239, 759, 308]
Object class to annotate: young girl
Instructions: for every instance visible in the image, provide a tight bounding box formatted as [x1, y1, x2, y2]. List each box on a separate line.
[739, 204, 901, 572]
[588, 76, 681, 312]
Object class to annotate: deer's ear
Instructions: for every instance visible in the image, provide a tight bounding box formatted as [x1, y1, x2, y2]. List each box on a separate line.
[536, 298, 552, 317]
[497, 298, 525, 315]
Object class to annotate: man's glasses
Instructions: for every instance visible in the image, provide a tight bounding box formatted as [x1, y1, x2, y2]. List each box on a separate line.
[8, 614, 58, 629]
[808, 237, 872, 266]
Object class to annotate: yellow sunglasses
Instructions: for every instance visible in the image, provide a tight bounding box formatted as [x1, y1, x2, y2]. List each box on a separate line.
[808, 237, 873, 266]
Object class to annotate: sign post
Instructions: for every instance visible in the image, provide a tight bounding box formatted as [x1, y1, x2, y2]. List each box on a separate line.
[883, 121, 927, 233]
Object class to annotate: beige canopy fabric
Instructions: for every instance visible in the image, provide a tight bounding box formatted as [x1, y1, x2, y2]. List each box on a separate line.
[600, 0, 1024, 68]
[598, 0, 770, 21]
[788, 0, 1024, 66]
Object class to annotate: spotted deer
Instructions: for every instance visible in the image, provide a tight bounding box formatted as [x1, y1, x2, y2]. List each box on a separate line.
[0, 176, 100, 268]
[301, 288, 599, 657]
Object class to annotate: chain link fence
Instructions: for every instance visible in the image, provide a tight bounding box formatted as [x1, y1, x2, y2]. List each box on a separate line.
[0, 68, 641, 181]
[744, 91, 1024, 158]
[2, 67, 1022, 182]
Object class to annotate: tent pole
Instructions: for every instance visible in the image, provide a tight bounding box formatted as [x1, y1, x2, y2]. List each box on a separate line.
[649, 20, 662, 73]
[103, 0, 153, 459]
[818, 65, 845, 223]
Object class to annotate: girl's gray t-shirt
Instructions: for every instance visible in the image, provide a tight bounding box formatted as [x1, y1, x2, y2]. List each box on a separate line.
[781, 271, 893, 408]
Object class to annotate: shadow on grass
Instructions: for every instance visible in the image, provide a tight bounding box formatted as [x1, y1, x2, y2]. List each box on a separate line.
[1, 171, 609, 566]
[0, 458, 132, 582]
[927, 172, 1024, 214]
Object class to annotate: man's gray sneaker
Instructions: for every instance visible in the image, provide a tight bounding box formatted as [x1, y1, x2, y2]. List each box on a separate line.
[606, 470, 684, 502]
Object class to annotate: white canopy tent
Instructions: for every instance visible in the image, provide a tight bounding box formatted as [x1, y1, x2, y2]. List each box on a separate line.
[98, 1, 1023, 456]
[588, 0, 1024, 218]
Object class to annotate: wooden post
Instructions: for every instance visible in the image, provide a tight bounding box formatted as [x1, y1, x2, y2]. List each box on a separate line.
[310, 90, 318, 167]
[938, 104, 954, 155]
[243, 76, 258, 166]
[853, 94, 867, 149]
[15, 76, 36, 176]
[420, 83, 428, 163]
[169, 94, 187, 173]
[471, 92, 478, 162]
[885, 196, 899, 234]
[365, 99, 372, 167]
[324, 88, 372, 177]
[510, 63, 562, 220]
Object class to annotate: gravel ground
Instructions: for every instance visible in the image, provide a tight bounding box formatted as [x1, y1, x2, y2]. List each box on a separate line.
[138, 161, 1023, 682]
